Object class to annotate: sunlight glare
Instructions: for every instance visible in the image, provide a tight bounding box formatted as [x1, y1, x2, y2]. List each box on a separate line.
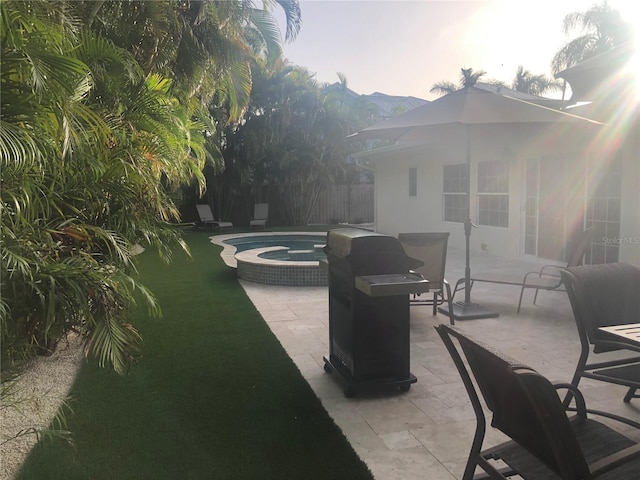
[610, 1, 640, 100]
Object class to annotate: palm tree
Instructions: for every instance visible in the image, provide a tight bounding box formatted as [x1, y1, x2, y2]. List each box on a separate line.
[77, 0, 301, 122]
[1, 0, 302, 374]
[218, 61, 372, 225]
[511, 65, 562, 96]
[551, 1, 634, 74]
[1, 1, 180, 373]
[430, 67, 504, 97]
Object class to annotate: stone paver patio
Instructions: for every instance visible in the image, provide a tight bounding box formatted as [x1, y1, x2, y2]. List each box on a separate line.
[237, 244, 640, 479]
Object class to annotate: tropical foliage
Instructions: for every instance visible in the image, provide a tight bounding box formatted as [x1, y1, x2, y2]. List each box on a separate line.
[551, 1, 634, 74]
[429, 67, 492, 96]
[430, 65, 561, 97]
[213, 64, 376, 225]
[1, 0, 301, 374]
[511, 65, 562, 96]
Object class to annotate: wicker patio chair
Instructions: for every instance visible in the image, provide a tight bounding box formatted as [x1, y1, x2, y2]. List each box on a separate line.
[561, 263, 640, 405]
[436, 323, 640, 479]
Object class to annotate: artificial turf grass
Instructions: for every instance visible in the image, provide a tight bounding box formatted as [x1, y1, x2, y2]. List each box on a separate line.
[17, 231, 373, 480]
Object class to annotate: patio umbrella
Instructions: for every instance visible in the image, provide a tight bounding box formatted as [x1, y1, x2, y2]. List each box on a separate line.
[352, 87, 603, 320]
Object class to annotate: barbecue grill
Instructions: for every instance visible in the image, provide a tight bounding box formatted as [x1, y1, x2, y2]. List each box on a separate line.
[322, 228, 429, 396]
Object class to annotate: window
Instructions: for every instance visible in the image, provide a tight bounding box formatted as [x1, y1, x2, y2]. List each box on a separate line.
[409, 167, 417, 197]
[477, 161, 509, 227]
[585, 154, 622, 264]
[442, 164, 468, 223]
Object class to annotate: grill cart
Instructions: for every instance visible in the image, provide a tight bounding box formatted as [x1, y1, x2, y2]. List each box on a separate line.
[322, 228, 428, 397]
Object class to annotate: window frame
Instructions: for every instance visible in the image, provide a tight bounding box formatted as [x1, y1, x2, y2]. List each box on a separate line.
[442, 163, 468, 223]
[476, 160, 509, 228]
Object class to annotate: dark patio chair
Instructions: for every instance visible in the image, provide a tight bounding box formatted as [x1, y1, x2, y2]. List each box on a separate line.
[452, 227, 593, 313]
[561, 263, 640, 405]
[398, 232, 454, 325]
[436, 323, 640, 480]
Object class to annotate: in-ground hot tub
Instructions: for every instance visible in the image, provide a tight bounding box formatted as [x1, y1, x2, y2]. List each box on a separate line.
[211, 232, 328, 286]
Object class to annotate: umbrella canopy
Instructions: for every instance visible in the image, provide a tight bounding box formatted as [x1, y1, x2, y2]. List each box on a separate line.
[352, 87, 604, 320]
[353, 87, 603, 142]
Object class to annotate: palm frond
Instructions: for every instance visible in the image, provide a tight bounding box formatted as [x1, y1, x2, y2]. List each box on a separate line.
[0, 121, 43, 168]
[429, 81, 457, 96]
[85, 317, 142, 375]
[75, 31, 143, 84]
[247, 7, 283, 60]
[267, 0, 301, 41]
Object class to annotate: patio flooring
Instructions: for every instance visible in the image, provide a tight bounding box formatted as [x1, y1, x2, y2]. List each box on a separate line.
[238, 246, 640, 479]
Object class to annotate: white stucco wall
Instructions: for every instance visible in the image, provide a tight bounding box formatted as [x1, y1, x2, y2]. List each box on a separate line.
[367, 142, 636, 265]
[370, 138, 527, 259]
[373, 152, 443, 236]
[363, 119, 638, 266]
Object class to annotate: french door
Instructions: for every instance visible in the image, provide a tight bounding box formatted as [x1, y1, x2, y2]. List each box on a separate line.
[524, 154, 621, 264]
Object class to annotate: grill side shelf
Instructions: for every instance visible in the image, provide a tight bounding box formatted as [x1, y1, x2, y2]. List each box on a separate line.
[354, 274, 429, 297]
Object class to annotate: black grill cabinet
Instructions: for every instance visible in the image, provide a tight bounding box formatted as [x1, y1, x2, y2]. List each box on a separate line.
[322, 228, 428, 397]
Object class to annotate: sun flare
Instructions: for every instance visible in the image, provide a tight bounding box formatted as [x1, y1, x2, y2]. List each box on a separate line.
[608, 1, 639, 99]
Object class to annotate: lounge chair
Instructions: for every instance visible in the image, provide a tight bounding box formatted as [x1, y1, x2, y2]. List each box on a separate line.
[398, 232, 454, 325]
[436, 323, 640, 480]
[249, 203, 268, 230]
[561, 263, 640, 405]
[452, 227, 593, 313]
[195, 204, 233, 230]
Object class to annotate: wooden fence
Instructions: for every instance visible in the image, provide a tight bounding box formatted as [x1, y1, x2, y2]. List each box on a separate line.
[188, 183, 374, 227]
[307, 183, 373, 225]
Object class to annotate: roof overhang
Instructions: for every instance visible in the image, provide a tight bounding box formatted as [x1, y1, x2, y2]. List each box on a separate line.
[555, 42, 636, 103]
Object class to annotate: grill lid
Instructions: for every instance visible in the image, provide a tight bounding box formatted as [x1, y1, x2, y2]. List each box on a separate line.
[325, 228, 423, 274]
[326, 228, 407, 257]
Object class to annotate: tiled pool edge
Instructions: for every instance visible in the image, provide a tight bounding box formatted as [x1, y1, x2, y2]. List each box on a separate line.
[210, 232, 328, 286]
[237, 246, 328, 286]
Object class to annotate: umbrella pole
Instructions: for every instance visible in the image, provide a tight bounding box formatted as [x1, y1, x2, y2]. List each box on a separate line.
[438, 218, 499, 320]
[438, 130, 498, 321]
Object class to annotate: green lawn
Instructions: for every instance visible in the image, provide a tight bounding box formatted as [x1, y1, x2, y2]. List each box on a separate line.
[17, 231, 373, 480]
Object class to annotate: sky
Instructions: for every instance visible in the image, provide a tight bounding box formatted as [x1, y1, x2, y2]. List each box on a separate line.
[275, 0, 639, 100]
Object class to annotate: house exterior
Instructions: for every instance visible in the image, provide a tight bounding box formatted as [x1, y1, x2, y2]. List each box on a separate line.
[554, 42, 639, 266]
[353, 47, 639, 267]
